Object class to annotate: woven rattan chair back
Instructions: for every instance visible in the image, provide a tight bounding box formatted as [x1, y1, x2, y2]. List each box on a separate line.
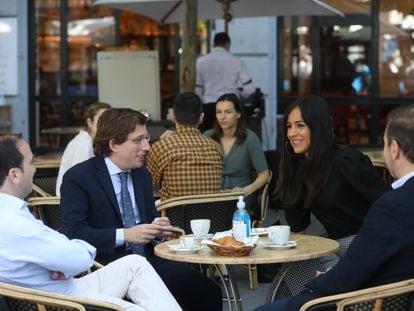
[254, 170, 273, 227]
[337, 288, 414, 311]
[157, 192, 244, 234]
[299, 278, 414, 311]
[371, 159, 393, 186]
[0, 282, 123, 311]
[27, 197, 61, 231]
[0, 286, 84, 310]
[33, 167, 58, 197]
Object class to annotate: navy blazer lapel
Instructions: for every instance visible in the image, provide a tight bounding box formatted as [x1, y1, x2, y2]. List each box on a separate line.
[92, 157, 123, 220]
[131, 169, 148, 223]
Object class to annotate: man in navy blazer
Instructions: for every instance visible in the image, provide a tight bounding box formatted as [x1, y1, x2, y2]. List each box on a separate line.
[256, 104, 414, 311]
[60, 108, 222, 311]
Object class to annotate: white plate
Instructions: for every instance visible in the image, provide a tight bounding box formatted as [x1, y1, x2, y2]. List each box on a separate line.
[186, 233, 214, 240]
[251, 228, 268, 236]
[168, 244, 203, 254]
[264, 241, 297, 250]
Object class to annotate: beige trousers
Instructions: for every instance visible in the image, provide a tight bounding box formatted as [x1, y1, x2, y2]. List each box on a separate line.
[72, 254, 182, 311]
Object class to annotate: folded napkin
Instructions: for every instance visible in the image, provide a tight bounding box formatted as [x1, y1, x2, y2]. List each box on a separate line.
[201, 230, 258, 247]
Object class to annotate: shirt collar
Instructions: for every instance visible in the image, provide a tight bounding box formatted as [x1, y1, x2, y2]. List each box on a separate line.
[391, 171, 414, 189]
[104, 157, 130, 176]
[0, 192, 27, 211]
[212, 47, 227, 53]
[176, 126, 201, 135]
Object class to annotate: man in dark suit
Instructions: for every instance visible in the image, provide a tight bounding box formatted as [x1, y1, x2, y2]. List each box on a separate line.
[255, 104, 414, 311]
[60, 108, 222, 311]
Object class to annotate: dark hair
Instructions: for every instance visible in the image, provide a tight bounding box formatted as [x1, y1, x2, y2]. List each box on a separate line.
[211, 93, 247, 143]
[93, 108, 148, 157]
[213, 32, 230, 47]
[83, 102, 111, 131]
[276, 95, 335, 208]
[386, 104, 414, 163]
[0, 135, 23, 187]
[173, 92, 202, 126]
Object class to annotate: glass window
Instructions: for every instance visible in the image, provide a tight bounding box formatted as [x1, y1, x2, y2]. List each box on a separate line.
[320, 25, 372, 96]
[329, 103, 371, 145]
[67, 1, 115, 96]
[36, 3, 61, 96]
[317, 1, 372, 97]
[379, 1, 414, 97]
[282, 16, 313, 96]
[36, 100, 62, 148]
[32, 1, 178, 149]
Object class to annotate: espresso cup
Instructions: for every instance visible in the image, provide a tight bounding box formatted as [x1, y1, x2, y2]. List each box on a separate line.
[180, 236, 195, 249]
[190, 219, 211, 236]
[268, 225, 290, 245]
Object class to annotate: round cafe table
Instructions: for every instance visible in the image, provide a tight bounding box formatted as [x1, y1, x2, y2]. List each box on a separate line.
[155, 234, 339, 311]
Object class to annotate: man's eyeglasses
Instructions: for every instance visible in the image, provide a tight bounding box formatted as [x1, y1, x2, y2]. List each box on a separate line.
[133, 135, 151, 145]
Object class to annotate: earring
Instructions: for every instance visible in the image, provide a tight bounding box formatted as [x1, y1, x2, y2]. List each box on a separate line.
[285, 141, 296, 157]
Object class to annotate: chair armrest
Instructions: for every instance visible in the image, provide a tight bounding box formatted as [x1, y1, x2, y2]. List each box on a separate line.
[299, 278, 414, 311]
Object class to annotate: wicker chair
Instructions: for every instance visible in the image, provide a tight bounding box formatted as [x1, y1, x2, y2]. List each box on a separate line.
[371, 159, 393, 186]
[156, 191, 244, 234]
[157, 191, 255, 297]
[0, 282, 123, 311]
[252, 169, 273, 228]
[27, 196, 104, 275]
[299, 278, 414, 311]
[32, 167, 58, 197]
[28, 196, 61, 231]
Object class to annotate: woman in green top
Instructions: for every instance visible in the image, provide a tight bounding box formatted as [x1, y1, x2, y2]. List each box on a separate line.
[204, 93, 269, 217]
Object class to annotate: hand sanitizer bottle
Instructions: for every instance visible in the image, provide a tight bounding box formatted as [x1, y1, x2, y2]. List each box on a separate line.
[232, 196, 251, 241]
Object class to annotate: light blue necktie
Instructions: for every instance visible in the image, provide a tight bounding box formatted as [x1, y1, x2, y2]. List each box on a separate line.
[119, 172, 144, 255]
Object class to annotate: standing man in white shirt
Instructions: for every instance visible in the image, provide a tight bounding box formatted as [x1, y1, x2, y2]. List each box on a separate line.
[196, 32, 256, 131]
[0, 134, 181, 311]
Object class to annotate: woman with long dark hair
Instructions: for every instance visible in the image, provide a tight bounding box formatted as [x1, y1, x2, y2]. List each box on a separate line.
[277, 95, 387, 238]
[204, 93, 269, 217]
[266, 95, 389, 301]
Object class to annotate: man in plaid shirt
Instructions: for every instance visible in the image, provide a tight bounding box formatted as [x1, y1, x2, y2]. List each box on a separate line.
[147, 92, 223, 201]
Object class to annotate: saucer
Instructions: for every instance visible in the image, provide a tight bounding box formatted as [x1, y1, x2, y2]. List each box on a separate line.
[251, 228, 268, 236]
[264, 241, 297, 250]
[186, 233, 214, 240]
[168, 244, 203, 254]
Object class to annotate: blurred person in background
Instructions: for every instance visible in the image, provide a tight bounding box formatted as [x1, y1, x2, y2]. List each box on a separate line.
[196, 32, 255, 131]
[56, 102, 111, 196]
[204, 93, 269, 219]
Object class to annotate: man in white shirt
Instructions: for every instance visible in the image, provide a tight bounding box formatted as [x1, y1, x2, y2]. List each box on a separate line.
[195, 32, 255, 131]
[0, 134, 181, 311]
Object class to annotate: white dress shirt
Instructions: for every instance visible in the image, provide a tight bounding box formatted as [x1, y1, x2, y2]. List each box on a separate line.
[0, 193, 96, 294]
[392, 171, 414, 189]
[56, 130, 93, 196]
[195, 47, 255, 103]
[104, 157, 139, 247]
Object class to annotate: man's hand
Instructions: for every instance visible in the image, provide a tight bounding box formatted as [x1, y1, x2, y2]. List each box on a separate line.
[153, 217, 174, 238]
[50, 271, 68, 280]
[124, 221, 173, 244]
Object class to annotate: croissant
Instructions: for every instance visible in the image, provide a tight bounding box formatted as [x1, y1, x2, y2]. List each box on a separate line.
[213, 236, 245, 248]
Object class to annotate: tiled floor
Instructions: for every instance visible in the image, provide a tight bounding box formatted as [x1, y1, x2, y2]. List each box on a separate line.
[222, 208, 282, 311]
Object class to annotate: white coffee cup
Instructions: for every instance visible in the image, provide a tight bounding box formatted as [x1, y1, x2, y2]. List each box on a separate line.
[268, 225, 290, 245]
[180, 237, 195, 249]
[190, 219, 211, 236]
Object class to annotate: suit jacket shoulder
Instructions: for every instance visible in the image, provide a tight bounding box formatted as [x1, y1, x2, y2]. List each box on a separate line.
[60, 157, 157, 263]
[308, 177, 414, 295]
